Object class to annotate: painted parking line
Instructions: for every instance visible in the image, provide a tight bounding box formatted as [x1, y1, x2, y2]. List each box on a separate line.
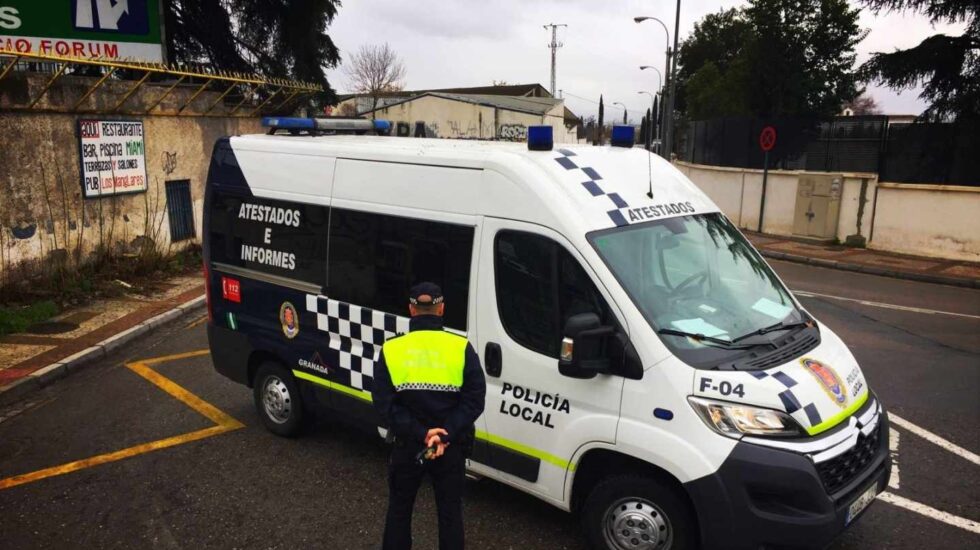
[0, 350, 241, 491]
[879, 492, 980, 535]
[890, 413, 980, 467]
[792, 290, 980, 320]
[877, 416, 980, 535]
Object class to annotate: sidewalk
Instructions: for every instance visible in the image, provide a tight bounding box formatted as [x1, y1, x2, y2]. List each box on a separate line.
[746, 232, 980, 289]
[0, 275, 205, 405]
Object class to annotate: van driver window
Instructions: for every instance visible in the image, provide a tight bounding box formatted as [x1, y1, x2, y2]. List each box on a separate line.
[495, 231, 612, 358]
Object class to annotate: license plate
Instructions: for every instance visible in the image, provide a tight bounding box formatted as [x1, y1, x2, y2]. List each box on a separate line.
[846, 484, 878, 525]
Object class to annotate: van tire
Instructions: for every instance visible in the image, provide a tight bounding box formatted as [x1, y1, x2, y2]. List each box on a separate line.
[253, 363, 305, 437]
[582, 475, 696, 550]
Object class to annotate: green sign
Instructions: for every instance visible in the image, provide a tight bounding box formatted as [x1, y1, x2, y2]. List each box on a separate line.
[0, 0, 163, 62]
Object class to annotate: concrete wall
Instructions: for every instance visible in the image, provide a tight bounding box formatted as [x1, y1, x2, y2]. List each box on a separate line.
[373, 95, 578, 143]
[673, 162, 868, 238]
[675, 161, 979, 262]
[870, 184, 980, 262]
[0, 110, 260, 288]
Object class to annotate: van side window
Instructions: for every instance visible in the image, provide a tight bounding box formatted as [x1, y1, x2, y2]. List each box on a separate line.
[495, 231, 612, 358]
[208, 190, 330, 285]
[327, 207, 474, 331]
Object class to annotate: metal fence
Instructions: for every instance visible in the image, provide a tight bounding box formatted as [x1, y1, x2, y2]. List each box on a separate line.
[675, 116, 979, 186]
[879, 122, 980, 185]
[0, 49, 323, 117]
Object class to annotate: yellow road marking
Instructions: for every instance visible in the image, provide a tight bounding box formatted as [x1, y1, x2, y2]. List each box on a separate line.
[142, 349, 211, 365]
[0, 349, 241, 491]
[185, 316, 208, 330]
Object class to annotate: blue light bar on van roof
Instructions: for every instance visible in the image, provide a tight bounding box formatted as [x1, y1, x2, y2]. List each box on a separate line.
[611, 125, 635, 148]
[261, 117, 393, 135]
[262, 117, 315, 130]
[527, 125, 553, 151]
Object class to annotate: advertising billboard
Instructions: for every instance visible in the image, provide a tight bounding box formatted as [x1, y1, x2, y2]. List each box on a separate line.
[78, 119, 149, 198]
[0, 0, 164, 62]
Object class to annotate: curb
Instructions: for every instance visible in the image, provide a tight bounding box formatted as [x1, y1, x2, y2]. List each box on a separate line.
[760, 250, 980, 289]
[0, 295, 207, 407]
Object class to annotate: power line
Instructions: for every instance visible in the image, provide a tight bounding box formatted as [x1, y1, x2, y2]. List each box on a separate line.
[561, 91, 648, 118]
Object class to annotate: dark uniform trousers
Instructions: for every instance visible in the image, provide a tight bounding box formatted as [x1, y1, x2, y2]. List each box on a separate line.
[382, 443, 465, 550]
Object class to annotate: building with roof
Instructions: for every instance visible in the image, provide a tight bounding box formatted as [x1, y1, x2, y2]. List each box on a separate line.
[335, 83, 580, 143]
[336, 83, 553, 114]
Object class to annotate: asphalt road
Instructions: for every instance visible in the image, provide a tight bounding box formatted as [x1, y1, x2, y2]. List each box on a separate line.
[0, 260, 978, 549]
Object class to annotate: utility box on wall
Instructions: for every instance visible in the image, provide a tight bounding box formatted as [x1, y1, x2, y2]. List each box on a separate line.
[793, 175, 842, 239]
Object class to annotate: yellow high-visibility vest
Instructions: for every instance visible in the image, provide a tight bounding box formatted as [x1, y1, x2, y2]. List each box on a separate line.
[382, 330, 467, 392]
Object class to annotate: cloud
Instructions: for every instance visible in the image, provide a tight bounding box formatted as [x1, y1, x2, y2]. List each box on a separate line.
[324, 0, 967, 117]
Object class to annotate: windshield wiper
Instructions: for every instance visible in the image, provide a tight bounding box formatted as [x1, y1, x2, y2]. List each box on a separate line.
[657, 328, 763, 350]
[730, 320, 813, 343]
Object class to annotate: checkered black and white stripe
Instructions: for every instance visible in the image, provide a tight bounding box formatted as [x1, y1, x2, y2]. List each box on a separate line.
[753, 368, 825, 426]
[305, 295, 410, 391]
[554, 148, 630, 227]
[396, 382, 460, 393]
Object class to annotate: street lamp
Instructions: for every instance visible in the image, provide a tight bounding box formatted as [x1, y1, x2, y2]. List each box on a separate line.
[636, 9, 680, 159]
[640, 66, 664, 142]
[639, 65, 662, 91]
[633, 16, 670, 50]
[613, 102, 628, 125]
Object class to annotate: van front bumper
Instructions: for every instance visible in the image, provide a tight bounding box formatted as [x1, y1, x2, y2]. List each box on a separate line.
[683, 402, 890, 550]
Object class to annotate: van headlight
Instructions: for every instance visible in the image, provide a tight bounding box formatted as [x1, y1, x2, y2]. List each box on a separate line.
[688, 396, 804, 438]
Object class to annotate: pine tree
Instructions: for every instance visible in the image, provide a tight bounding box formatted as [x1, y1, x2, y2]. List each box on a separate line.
[164, 0, 342, 103]
[859, 1, 978, 121]
[640, 112, 649, 149]
[653, 95, 660, 140]
[597, 95, 605, 145]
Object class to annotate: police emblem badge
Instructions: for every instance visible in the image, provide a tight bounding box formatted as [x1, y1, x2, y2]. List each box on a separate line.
[801, 358, 847, 408]
[280, 301, 299, 339]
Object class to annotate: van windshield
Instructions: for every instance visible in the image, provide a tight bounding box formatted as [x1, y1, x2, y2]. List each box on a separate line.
[589, 214, 805, 366]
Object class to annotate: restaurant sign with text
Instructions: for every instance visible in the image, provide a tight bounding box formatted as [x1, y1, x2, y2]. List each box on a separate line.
[0, 0, 164, 62]
[78, 119, 148, 198]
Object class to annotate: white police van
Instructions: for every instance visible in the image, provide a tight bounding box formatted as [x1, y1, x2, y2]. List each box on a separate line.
[204, 118, 890, 550]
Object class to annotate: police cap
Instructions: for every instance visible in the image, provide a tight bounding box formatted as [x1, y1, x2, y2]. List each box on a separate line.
[409, 282, 444, 305]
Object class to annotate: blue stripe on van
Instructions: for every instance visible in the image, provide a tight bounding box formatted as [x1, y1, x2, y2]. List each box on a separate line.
[554, 150, 630, 228]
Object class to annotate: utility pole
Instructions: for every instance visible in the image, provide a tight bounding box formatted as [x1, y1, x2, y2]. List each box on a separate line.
[665, 0, 682, 160]
[543, 23, 567, 97]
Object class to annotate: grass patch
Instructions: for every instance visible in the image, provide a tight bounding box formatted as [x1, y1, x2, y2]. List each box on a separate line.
[0, 300, 59, 337]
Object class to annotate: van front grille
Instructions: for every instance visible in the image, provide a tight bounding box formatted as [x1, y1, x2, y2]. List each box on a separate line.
[816, 424, 881, 495]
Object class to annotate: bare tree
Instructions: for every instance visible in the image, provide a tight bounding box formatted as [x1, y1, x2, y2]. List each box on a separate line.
[344, 43, 407, 115]
[843, 92, 882, 115]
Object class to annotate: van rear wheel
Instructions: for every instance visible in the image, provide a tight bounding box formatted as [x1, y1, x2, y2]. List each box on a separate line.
[253, 363, 305, 437]
[582, 475, 696, 550]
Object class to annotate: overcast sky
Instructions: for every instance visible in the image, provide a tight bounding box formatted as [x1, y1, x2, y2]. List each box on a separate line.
[324, 1, 966, 121]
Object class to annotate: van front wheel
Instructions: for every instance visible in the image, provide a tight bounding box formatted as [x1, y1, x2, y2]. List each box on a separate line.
[582, 476, 696, 550]
[253, 363, 305, 437]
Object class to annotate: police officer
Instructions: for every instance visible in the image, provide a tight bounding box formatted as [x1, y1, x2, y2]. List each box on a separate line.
[373, 282, 486, 550]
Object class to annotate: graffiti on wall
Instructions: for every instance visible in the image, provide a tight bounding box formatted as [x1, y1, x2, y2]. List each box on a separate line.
[498, 124, 527, 141]
[162, 151, 178, 175]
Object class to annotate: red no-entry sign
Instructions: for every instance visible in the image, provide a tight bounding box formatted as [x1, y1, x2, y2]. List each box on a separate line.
[759, 126, 777, 152]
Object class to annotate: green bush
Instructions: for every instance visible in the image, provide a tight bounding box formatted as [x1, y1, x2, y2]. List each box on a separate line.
[0, 301, 59, 337]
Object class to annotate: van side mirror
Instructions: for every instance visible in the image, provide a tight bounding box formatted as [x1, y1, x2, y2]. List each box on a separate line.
[559, 313, 614, 378]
